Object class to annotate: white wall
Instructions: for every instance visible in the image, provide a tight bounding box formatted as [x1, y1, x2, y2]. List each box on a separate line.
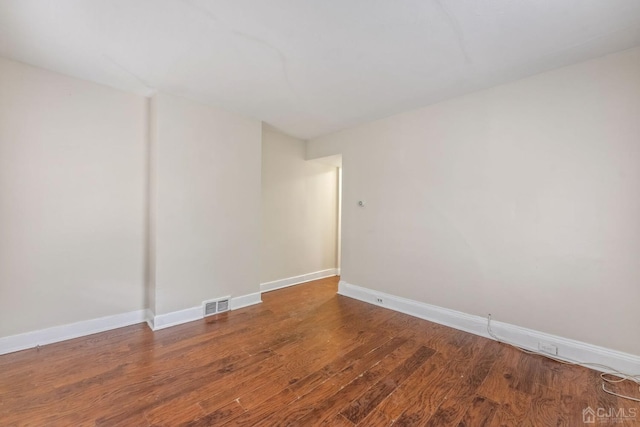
[152, 93, 262, 315]
[261, 126, 338, 283]
[0, 57, 147, 337]
[0, 58, 262, 342]
[308, 47, 640, 356]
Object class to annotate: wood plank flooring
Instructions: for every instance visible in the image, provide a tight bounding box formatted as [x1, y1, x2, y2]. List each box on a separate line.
[0, 277, 637, 426]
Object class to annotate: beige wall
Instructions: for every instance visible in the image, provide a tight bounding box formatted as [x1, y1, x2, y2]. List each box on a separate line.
[261, 126, 338, 283]
[152, 93, 262, 315]
[0, 57, 147, 337]
[0, 58, 262, 339]
[308, 47, 640, 356]
[146, 92, 157, 315]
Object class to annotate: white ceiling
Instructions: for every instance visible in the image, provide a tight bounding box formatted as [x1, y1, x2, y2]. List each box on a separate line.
[1, 1, 640, 139]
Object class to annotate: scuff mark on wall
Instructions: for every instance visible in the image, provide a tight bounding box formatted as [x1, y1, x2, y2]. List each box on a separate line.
[230, 29, 299, 102]
[102, 54, 156, 95]
[182, 0, 220, 23]
[473, 0, 514, 16]
[181, 0, 299, 101]
[433, 0, 472, 64]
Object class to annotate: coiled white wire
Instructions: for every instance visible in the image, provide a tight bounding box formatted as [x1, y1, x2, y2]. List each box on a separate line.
[486, 314, 640, 403]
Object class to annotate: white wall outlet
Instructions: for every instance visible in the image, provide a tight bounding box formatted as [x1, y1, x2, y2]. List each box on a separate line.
[538, 342, 558, 355]
[375, 297, 383, 304]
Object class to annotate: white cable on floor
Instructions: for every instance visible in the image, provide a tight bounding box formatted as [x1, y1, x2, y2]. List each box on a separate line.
[486, 314, 640, 403]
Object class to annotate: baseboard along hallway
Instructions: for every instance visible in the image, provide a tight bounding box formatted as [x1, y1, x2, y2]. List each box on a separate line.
[0, 277, 636, 426]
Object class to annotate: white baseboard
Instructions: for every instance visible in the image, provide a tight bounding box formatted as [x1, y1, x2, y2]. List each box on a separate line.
[0, 309, 147, 356]
[152, 306, 203, 331]
[150, 291, 263, 331]
[0, 290, 265, 353]
[145, 309, 155, 330]
[230, 292, 262, 310]
[338, 281, 640, 376]
[260, 268, 339, 293]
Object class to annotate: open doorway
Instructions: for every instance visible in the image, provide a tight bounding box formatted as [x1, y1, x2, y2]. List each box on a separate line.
[308, 154, 342, 277]
[260, 126, 342, 291]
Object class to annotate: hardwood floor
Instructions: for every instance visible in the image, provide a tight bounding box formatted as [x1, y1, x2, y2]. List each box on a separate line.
[0, 276, 636, 426]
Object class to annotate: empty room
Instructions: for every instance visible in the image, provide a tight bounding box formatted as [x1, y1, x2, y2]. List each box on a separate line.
[1, 1, 640, 425]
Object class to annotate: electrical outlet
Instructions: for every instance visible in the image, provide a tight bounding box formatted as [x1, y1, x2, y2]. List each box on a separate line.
[538, 342, 558, 355]
[375, 297, 383, 304]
